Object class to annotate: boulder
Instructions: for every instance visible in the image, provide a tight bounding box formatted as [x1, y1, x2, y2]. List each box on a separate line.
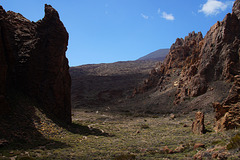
[169, 113, 176, 120]
[192, 111, 205, 134]
[194, 143, 205, 150]
[174, 144, 185, 153]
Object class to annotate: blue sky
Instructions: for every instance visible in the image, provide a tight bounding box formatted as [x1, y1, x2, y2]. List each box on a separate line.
[1, 0, 234, 66]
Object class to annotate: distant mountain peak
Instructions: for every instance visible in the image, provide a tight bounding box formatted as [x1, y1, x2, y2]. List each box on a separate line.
[137, 48, 169, 61]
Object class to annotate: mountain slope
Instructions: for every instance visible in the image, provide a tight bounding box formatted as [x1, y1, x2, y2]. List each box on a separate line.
[70, 60, 159, 109]
[137, 48, 169, 61]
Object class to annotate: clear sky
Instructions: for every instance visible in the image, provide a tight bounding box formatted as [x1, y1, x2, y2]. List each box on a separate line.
[1, 0, 234, 66]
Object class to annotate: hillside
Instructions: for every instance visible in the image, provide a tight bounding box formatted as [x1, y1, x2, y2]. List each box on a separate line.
[70, 48, 169, 110]
[70, 60, 159, 109]
[137, 48, 169, 61]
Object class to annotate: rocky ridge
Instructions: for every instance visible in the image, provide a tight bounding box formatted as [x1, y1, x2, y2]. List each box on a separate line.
[134, 0, 240, 129]
[133, 31, 204, 96]
[0, 5, 71, 123]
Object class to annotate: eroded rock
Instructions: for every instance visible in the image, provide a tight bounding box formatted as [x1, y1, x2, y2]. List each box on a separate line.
[192, 111, 205, 134]
[213, 75, 240, 132]
[133, 0, 240, 111]
[0, 5, 71, 123]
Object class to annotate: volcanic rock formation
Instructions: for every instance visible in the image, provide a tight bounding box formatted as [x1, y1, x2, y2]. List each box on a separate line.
[211, 0, 240, 132]
[133, 31, 204, 96]
[192, 111, 205, 134]
[133, 0, 240, 129]
[135, 0, 240, 104]
[213, 75, 240, 132]
[175, 0, 240, 104]
[0, 5, 71, 123]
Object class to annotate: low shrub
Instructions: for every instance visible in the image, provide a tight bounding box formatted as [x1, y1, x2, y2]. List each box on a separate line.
[17, 157, 35, 160]
[141, 124, 150, 129]
[114, 154, 136, 160]
[227, 133, 240, 150]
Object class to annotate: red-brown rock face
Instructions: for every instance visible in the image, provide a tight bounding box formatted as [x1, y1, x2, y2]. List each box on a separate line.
[134, 0, 240, 110]
[0, 5, 71, 123]
[175, 5, 240, 103]
[164, 31, 203, 69]
[213, 75, 240, 132]
[133, 31, 204, 96]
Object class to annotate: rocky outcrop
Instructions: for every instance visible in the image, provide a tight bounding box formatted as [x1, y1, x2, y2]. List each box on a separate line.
[133, 31, 203, 95]
[166, 32, 205, 103]
[192, 111, 205, 134]
[0, 5, 71, 123]
[210, 0, 240, 132]
[164, 31, 203, 69]
[213, 75, 240, 132]
[134, 0, 240, 109]
[175, 3, 240, 103]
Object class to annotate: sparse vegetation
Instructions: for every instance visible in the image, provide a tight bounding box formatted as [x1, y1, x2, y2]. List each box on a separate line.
[114, 154, 136, 160]
[17, 157, 35, 160]
[140, 124, 150, 129]
[227, 133, 240, 150]
[1, 109, 239, 159]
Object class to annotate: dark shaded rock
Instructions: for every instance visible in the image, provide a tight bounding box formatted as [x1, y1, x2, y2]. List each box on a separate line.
[0, 5, 71, 123]
[0, 139, 8, 147]
[192, 111, 205, 134]
[27, 5, 71, 123]
[0, 6, 14, 116]
[132, 62, 166, 95]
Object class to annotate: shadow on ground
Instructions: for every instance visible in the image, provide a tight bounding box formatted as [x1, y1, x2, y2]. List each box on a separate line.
[65, 122, 114, 137]
[0, 90, 113, 152]
[0, 106, 69, 150]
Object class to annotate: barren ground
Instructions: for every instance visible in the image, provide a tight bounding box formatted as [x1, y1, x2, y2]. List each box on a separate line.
[1, 106, 239, 160]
